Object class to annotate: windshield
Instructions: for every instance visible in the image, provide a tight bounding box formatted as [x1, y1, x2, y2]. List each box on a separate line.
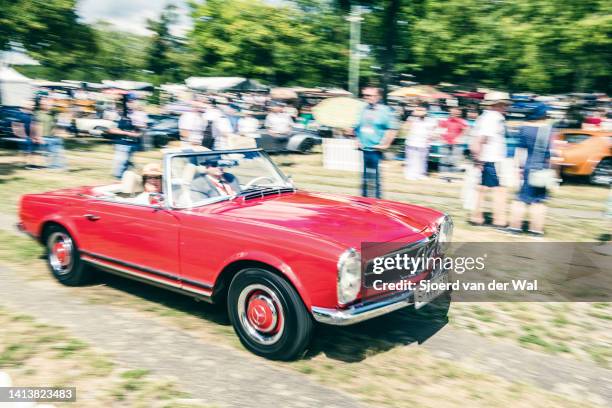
[166, 150, 292, 208]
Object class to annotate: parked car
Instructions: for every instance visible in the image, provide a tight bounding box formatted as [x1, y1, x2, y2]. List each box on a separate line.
[101, 115, 179, 149]
[75, 117, 116, 136]
[255, 127, 322, 153]
[0, 105, 22, 138]
[554, 129, 612, 185]
[145, 115, 180, 147]
[18, 148, 452, 360]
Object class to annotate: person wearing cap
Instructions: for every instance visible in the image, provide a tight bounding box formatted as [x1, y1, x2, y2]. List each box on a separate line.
[469, 92, 511, 227]
[189, 158, 241, 200]
[132, 163, 164, 205]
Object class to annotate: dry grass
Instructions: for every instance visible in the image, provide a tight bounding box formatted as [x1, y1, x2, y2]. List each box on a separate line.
[0, 306, 213, 408]
[0, 143, 610, 407]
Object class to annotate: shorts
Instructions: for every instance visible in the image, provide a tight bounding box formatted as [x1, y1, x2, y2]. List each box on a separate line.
[481, 162, 500, 187]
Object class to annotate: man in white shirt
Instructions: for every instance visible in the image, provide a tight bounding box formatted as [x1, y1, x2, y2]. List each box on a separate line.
[237, 111, 260, 137]
[178, 102, 205, 148]
[212, 106, 235, 150]
[469, 92, 510, 227]
[265, 104, 294, 136]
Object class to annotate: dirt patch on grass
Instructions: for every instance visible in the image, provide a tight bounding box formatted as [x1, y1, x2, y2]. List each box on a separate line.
[0, 306, 212, 407]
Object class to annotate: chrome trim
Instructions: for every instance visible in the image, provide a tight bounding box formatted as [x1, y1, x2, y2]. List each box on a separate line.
[80, 250, 213, 290]
[82, 255, 213, 299]
[312, 290, 415, 326]
[237, 283, 285, 345]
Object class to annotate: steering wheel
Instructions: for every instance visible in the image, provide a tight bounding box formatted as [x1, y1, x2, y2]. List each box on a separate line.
[245, 176, 276, 188]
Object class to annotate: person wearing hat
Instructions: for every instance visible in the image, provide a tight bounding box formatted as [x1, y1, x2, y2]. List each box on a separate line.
[132, 163, 164, 205]
[469, 92, 511, 227]
[188, 158, 241, 201]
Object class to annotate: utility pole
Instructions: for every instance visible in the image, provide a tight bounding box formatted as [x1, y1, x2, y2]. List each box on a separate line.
[347, 5, 363, 96]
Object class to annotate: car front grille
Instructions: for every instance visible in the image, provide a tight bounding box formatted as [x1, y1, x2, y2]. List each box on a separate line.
[363, 234, 439, 289]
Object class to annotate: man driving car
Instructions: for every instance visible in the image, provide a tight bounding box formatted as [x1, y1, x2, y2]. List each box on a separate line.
[189, 158, 241, 200]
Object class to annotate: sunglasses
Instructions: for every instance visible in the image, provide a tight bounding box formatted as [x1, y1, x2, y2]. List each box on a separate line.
[363, 94, 378, 97]
[144, 175, 162, 181]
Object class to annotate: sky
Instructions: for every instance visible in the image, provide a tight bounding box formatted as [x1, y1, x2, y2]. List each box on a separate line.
[77, 0, 193, 36]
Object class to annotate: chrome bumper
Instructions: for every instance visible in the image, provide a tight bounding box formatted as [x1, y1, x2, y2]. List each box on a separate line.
[311, 290, 414, 326]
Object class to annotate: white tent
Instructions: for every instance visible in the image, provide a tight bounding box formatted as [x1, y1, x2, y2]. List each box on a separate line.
[0, 65, 33, 107]
[102, 80, 154, 91]
[185, 76, 267, 92]
[0, 51, 39, 66]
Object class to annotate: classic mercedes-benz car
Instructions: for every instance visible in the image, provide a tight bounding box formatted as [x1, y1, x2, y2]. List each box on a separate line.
[18, 149, 452, 360]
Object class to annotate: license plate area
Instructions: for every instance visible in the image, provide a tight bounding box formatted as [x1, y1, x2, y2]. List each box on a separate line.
[414, 271, 449, 309]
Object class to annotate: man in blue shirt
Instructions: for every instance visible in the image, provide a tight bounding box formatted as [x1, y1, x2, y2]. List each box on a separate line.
[354, 87, 399, 198]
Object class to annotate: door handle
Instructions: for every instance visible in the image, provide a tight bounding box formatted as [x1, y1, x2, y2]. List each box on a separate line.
[83, 214, 100, 221]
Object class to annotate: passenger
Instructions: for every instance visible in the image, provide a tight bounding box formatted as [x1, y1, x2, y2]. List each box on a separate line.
[133, 163, 164, 205]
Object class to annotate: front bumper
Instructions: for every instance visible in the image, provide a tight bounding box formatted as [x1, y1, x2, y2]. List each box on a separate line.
[311, 290, 415, 326]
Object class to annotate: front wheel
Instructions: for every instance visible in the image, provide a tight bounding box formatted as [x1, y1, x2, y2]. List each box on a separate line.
[591, 158, 612, 185]
[227, 268, 313, 360]
[45, 225, 93, 286]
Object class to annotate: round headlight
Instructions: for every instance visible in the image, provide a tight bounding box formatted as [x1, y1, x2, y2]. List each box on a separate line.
[437, 215, 453, 252]
[337, 248, 361, 305]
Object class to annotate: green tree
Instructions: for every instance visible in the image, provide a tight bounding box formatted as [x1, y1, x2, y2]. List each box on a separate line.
[0, 0, 97, 75]
[146, 3, 184, 84]
[184, 0, 348, 87]
[21, 22, 150, 82]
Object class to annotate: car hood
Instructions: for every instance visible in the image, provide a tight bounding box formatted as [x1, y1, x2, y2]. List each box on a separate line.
[207, 191, 441, 248]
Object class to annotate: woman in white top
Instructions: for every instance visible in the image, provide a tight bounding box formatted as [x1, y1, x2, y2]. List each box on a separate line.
[404, 104, 437, 180]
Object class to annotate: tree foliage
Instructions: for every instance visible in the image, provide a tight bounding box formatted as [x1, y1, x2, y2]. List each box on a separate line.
[0, 0, 97, 74]
[184, 0, 348, 87]
[146, 4, 184, 84]
[1, 0, 610, 93]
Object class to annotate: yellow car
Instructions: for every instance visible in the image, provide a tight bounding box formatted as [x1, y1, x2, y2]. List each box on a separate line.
[554, 129, 612, 185]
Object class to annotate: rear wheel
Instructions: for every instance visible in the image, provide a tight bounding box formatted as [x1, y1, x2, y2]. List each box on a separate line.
[591, 158, 612, 185]
[45, 225, 93, 286]
[228, 268, 313, 360]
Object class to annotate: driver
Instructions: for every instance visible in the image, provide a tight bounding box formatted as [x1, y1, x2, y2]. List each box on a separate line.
[190, 158, 241, 199]
[133, 163, 164, 205]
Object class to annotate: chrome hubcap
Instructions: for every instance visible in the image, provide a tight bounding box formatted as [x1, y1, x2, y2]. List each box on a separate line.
[237, 284, 284, 345]
[48, 232, 73, 275]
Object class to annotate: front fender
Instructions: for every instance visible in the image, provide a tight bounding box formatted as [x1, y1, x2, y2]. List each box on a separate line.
[218, 250, 314, 309]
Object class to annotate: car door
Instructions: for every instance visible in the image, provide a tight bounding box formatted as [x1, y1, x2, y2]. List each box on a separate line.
[73, 198, 180, 287]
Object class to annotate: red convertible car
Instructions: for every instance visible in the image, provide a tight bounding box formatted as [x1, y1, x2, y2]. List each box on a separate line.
[18, 149, 452, 360]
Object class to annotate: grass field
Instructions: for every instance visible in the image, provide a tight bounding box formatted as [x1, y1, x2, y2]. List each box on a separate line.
[0, 306, 212, 408]
[0, 140, 610, 407]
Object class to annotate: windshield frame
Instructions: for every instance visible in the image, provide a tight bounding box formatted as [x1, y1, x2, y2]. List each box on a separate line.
[162, 148, 292, 209]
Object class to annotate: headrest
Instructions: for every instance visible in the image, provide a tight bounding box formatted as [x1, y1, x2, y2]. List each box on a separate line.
[121, 171, 143, 195]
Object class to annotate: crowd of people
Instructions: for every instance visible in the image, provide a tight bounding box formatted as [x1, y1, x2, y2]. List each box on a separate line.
[352, 86, 608, 237]
[5, 83, 611, 237]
